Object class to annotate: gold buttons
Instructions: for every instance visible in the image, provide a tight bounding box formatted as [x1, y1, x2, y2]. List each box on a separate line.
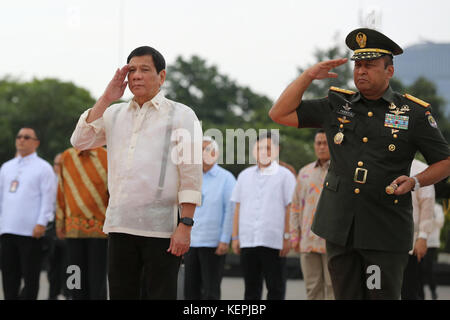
[358, 161, 364, 167]
[354, 188, 360, 194]
[326, 182, 329, 187]
[394, 199, 399, 204]
[363, 137, 369, 143]
[368, 111, 373, 117]
[393, 134, 398, 139]
[340, 124, 344, 129]
[388, 144, 396, 152]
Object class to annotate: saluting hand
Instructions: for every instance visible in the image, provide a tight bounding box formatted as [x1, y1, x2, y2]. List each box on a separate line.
[306, 58, 348, 80]
[86, 64, 130, 123]
[102, 65, 130, 103]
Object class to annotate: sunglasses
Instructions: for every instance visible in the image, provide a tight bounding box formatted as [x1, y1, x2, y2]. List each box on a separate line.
[16, 135, 38, 141]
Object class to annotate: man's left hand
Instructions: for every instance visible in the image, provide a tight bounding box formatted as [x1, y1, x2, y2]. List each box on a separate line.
[215, 242, 229, 256]
[391, 175, 415, 195]
[32, 224, 46, 239]
[167, 224, 191, 257]
[413, 238, 428, 262]
[280, 239, 290, 257]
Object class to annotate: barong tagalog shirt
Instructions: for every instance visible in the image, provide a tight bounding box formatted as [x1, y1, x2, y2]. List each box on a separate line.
[56, 147, 109, 238]
[231, 161, 296, 250]
[290, 160, 330, 254]
[190, 164, 236, 247]
[70, 91, 203, 238]
[409, 159, 434, 252]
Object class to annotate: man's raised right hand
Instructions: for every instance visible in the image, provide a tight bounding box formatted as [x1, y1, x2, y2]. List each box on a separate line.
[102, 65, 130, 103]
[306, 58, 348, 80]
[86, 65, 129, 123]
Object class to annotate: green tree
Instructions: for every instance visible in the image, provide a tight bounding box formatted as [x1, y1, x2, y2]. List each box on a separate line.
[166, 55, 270, 128]
[0, 77, 96, 164]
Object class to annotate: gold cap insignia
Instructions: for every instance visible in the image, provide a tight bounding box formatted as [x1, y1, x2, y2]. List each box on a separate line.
[356, 32, 367, 48]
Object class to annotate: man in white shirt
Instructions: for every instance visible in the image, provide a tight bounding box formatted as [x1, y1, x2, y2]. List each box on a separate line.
[0, 127, 56, 299]
[71, 46, 202, 299]
[231, 132, 296, 300]
[419, 203, 445, 300]
[401, 159, 435, 300]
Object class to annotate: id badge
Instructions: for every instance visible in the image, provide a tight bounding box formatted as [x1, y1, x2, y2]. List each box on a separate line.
[9, 180, 19, 193]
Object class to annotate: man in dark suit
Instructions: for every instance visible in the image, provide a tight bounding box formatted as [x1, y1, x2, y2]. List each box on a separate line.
[269, 28, 450, 299]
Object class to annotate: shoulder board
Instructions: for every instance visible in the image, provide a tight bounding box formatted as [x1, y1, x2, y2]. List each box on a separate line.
[329, 86, 356, 95]
[403, 93, 430, 108]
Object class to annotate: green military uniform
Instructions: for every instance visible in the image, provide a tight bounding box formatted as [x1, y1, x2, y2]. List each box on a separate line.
[295, 28, 450, 299]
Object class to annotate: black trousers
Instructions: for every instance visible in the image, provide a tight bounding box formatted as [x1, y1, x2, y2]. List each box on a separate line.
[65, 238, 108, 300]
[0, 234, 44, 300]
[184, 247, 226, 300]
[326, 241, 409, 300]
[46, 238, 70, 299]
[419, 248, 438, 299]
[240, 246, 286, 300]
[108, 233, 181, 300]
[401, 254, 421, 300]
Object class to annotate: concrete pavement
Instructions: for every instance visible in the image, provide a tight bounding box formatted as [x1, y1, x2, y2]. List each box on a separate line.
[1, 272, 450, 300]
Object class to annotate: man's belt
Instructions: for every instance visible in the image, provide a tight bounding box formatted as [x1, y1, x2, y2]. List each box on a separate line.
[353, 167, 368, 184]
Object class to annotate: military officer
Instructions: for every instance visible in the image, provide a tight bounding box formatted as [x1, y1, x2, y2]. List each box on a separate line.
[268, 28, 450, 299]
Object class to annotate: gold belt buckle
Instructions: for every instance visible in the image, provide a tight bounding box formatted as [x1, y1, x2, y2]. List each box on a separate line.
[354, 168, 368, 184]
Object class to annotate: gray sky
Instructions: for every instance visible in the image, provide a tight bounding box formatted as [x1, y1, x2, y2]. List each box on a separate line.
[1, 0, 450, 102]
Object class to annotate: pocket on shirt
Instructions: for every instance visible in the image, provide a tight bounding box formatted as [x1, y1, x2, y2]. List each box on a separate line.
[323, 171, 340, 192]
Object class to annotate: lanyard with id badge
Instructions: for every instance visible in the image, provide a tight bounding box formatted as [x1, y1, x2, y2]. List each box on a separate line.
[10, 179, 19, 193]
[9, 160, 24, 193]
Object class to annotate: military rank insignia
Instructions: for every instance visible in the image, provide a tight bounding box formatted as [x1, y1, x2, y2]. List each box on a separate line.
[428, 114, 438, 128]
[356, 32, 367, 48]
[384, 113, 409, 130]
[337, 103, 355, 118]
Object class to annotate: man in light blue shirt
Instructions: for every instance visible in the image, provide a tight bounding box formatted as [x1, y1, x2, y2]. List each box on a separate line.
[0, 127, 56, 299]
[184, 136, 236, 300]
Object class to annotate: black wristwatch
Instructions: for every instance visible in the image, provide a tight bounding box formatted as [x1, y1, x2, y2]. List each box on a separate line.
[179, 217, 194, 227]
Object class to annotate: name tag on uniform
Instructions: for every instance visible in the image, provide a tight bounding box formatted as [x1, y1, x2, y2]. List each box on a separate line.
[9, 180, 19, 193]
[384, 113, 409, 130]
[337, 104, 355, 118]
